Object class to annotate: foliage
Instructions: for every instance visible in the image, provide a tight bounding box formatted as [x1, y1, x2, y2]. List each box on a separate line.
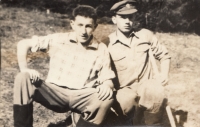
[1, 0, 200, 34]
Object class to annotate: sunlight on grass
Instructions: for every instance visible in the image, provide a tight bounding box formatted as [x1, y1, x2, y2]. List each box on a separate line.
[1, 6, 200, 127]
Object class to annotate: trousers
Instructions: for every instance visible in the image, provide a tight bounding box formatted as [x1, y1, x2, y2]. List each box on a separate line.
[104, 79, 166, 125]
[13, 72, 113, 125]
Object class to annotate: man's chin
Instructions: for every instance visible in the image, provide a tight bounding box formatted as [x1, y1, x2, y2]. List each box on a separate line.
[78, 38, 88, 43]
[122, 29, 132, 33]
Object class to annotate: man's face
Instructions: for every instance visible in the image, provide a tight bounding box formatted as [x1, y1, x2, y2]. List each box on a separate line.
[112, 14, 136, 33]
[71, 15, 97, 44]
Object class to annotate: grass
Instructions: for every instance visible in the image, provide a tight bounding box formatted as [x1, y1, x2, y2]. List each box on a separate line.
[1, 5, 200, 127]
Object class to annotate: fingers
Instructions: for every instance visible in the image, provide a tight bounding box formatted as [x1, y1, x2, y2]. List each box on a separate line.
[155, 74, 168, 86]
[97, 86, 113, 101]
[108, 89, 113, 100]
[28, 70, 40, 83]
[97, 86, 105, 100]
[161, 78, 168, 86]
[100, 88, 109, 101]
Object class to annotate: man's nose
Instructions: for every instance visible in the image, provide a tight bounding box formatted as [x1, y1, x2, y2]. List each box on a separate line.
[125, 18, 131, 23]
[81, 27, 86, 34]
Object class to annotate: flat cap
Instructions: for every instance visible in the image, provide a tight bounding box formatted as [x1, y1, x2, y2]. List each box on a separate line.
[110, 0, 138, 15]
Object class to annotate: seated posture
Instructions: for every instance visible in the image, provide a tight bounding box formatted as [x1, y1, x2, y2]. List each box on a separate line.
[13, 5, 115, 127]
[104, 0, 171, 125]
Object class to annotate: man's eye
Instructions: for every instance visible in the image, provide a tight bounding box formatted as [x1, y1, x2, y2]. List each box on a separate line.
[78, 24, 83, 26]
[86, 25, 92, 28]
[120, 15, 126, 19]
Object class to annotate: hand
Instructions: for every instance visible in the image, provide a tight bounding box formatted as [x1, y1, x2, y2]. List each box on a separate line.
[96, 84, 113, 101]
[154, 73, 168, 86]
[21, 69, 41, 83]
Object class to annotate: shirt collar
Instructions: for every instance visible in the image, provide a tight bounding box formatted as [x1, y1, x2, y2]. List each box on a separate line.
[110, 29, 139, 46]
[68, 32, 99, 49]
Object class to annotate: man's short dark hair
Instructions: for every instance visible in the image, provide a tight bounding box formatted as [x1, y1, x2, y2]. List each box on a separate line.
[72, 5, 97, 23]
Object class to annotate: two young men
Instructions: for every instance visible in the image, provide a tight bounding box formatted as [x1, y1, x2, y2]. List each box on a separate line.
[14, 1, 171, 126]
[105, 0, 171, 125]
[14, 5, 115, 127]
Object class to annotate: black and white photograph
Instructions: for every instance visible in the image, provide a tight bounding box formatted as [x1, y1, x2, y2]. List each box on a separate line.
[0, 0, 200, 127]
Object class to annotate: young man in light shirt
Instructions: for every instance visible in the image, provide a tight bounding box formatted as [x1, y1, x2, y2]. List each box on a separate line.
[104, 0, 171, 125]
[14, 5, 115, 127]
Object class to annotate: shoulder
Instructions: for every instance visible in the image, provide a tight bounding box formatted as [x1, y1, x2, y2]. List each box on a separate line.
[49, 32, 69, 40]
[49, 32, 70, 45]
[136, 28, 155, 41]
[95, 39, 110, 55]
[101, 37, 110, 47]
[136, 28, 154, 36]
[101, 32, 116, 47]
[98, 41, 108, 50]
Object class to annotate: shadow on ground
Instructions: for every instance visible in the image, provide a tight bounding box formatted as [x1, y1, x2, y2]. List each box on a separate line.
[47, 115, 72, 127]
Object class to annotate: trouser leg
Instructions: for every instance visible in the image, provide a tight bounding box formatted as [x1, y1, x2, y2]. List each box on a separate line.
[70, 88, 114, 126]
[14, 72, 113, 126]
[109, 87, 138, 126]
[109, 79, 166, 126]
[132, 105, 146, 125]
[76, 117, 101, 127]
[13, 72, 70, 127]
[138, 79, 166, 125]
[13, 72, 36, 127]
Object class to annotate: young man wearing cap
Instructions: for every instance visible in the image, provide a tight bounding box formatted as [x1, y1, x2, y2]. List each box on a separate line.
[103, 0, 171, 125]
[14, 5, 115, 127]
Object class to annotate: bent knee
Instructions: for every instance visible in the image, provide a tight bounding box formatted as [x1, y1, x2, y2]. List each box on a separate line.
[119, 96, 137, 116]
[100, 98, 114, 110]
[14, 72, 31, 87]
[15, 72, 30, 81]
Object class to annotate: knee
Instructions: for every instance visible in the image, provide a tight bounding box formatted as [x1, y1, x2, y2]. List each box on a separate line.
[100, 98, 114, 110]
[15, 72, 30, 81]
[120, 94, 137, 116]
[14, 72, 30, 87]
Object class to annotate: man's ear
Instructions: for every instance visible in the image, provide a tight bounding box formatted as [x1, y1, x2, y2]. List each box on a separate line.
[70, 20, 75, 30]
[112, 16, 117, 24]
[94, 23, 98, 30]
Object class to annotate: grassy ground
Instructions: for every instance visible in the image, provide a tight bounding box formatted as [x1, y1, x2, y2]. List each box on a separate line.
[1, 5, 200, 127]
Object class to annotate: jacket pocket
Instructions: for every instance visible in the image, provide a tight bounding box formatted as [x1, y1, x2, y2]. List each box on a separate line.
[113, 56, 127, 72]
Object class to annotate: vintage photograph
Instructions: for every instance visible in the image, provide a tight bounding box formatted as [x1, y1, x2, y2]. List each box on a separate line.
[0, 0, 200, 127]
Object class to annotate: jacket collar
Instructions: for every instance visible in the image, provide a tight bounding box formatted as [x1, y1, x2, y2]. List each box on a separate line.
[68, 32, 99, 49]
[109, 29, 139, 46]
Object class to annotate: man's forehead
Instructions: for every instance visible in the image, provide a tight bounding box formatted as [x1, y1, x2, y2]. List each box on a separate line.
[116, 13, 137, 17]
[74, 15, 94, 22]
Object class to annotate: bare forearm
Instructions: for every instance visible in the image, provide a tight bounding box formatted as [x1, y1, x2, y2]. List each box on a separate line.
[102, 80, 114, 90]
[17, 39, 32, 71]
[160, 59, 170, 78]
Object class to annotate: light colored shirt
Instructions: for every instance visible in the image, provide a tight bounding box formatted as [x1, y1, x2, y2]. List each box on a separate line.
[107, 29, 171, 88]
[31, 32, 115, 89]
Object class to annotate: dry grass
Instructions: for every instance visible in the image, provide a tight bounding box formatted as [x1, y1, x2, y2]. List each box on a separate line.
[1, 5, 200, 127]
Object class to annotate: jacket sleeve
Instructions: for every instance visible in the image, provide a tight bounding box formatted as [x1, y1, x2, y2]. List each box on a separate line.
[150, 33, 171, 61]
[98, 44, 116, 84]
[30, 33, 63, 53]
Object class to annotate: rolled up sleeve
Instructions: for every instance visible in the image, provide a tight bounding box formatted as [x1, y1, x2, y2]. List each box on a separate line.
[98, 47, 116, 84]
[30, 33, 61, 53]
[150, 35, 171, 61]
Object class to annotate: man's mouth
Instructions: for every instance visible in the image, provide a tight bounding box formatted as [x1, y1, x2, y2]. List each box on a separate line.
[124, 26, 131, 28]
[80, 35, 88, 39]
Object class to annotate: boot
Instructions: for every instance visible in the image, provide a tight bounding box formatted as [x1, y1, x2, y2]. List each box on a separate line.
[13, 104, 33, 127]
[144, 110, 163, 125]
[76, 117, 101, 127]
[132, 105, 146, 125]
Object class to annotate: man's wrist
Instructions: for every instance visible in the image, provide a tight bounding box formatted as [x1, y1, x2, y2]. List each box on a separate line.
[20, 68, 30, 72]
[102, 80, 114, 90]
